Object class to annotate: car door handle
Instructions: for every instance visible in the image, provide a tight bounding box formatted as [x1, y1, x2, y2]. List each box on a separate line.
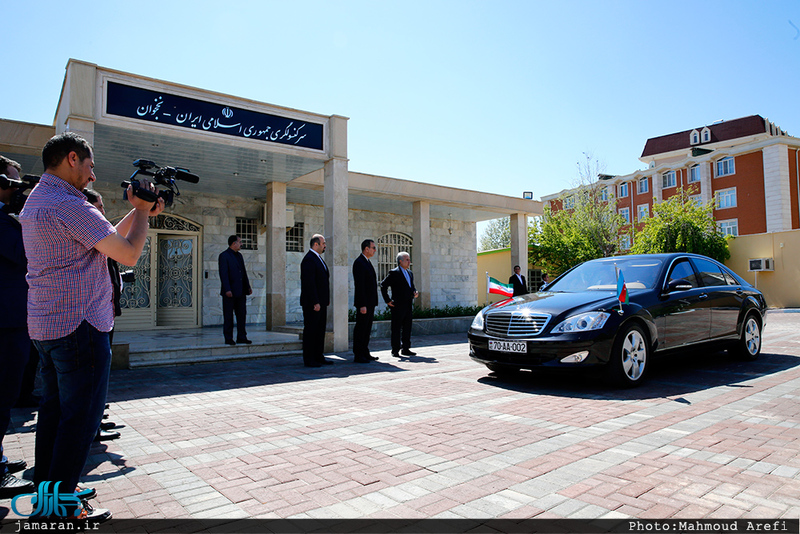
[699, 294, 708, 300]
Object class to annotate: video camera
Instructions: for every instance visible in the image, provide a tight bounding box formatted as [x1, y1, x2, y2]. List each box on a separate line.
[121, 159, 199, 209]
[0, 173, 40, 214]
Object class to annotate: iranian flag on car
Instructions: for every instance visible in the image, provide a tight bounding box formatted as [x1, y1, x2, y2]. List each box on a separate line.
[487, 275, 514, 297]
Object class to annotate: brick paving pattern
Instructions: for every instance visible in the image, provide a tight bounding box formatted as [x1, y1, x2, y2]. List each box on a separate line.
[2, 312, 799, 521]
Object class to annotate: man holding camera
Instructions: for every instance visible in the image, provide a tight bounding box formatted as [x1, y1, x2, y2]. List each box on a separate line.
[0, 155, 35, 498]
[20, 132, 163, 520]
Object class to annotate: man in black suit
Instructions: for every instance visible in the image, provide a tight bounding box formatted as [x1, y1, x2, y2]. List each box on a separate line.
[380, 251, 419, 357]
[300, 234, 331, 367]
[219, 235, 252, 345]
[352, 239, 378, 363]
[509, 265, 528, 296]
[0, 155, 35, 497]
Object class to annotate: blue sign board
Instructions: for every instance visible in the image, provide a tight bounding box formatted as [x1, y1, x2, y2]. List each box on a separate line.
[106, 81, 324, 151]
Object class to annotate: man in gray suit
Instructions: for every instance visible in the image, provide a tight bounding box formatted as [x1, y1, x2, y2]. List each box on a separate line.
[380, 251, 419, 357]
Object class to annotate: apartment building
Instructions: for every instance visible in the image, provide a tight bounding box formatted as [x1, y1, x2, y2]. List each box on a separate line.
[543, 115, 800, 245]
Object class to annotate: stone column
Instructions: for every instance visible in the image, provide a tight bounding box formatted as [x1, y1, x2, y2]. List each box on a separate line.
[61, 60, 97, 144]
[324, 115, 349, 352]
[413, 201, 431, 309]
[763, 144, 792, 233]
[510, 212, 528, 276]
[265, 182, 286, 329]
[700, 162, 712, 206]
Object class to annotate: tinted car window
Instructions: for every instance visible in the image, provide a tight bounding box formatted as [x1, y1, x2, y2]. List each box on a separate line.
[720, 266, 743, 286]
[692, 258, 727, 287]
[668, 259, 698, 288]
[549, 258, 662, 292]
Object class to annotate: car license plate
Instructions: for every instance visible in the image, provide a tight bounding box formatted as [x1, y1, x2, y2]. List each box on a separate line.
[488, 340, 527, 353]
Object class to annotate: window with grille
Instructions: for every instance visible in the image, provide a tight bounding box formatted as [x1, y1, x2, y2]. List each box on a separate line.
[716, 157, 735, 177]
[718, 219, 738, 236]
[286, 222, 304, 252]
[235, 217, 258, 250]
[662, 171, 676, 188]
[637, 204, 649, 222]
[637, 177, 649, 194]
[689, 165, 701, 183]
[716, 188, 737, 209]
[619, 207, 630, 224]
[376, 233, 413, 282]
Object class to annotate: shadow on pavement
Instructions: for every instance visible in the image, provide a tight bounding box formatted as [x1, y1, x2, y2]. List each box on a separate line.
[476, 349, 800, 401]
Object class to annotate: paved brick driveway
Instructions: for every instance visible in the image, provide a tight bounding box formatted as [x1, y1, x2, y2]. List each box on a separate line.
[2, 311, 799, 522]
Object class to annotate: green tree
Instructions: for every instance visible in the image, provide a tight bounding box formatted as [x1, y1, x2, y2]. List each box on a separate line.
[529, 154, 626, 275]
[478, 216, 510, 252]
[631, 186, 730, 262]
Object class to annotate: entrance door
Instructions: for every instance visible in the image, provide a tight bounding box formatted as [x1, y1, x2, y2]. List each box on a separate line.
[116, 215, 202, 331]
[156, 235, 197, 327]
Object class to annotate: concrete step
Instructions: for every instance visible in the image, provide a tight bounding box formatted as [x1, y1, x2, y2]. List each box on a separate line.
[128, 339, 303, 368]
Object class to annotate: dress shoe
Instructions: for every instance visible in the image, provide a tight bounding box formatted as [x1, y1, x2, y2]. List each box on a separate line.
[401, 349, 417, 356]
[0, 473, 35, 498]
[369, 355, 379, 361]
[225, 339, 236, 345]
[99, 421, 116, 431]
[391, 351, 401, 358]
[236, 338, 252, 345]
[94, 429, 120, 442]
[2, 459, 27, 474]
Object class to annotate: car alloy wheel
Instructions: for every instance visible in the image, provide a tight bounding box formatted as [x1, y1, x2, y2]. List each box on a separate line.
[735, 313, 762, 361]
[607, 323, 649, 387]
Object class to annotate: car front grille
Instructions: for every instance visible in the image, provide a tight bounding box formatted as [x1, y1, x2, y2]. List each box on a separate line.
[484, 311, 550, 337]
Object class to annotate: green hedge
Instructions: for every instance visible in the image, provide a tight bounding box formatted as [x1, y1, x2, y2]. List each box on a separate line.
[348, 304, 483, 323]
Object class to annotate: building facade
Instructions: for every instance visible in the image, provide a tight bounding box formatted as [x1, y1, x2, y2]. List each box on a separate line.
[543, 115, 800, 246]
[0, 59, 541, 350]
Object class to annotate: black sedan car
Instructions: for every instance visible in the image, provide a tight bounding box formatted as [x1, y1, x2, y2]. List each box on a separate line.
[469, 253, 767, 387]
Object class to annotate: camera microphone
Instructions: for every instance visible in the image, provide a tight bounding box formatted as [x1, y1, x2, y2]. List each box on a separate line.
[173, 168, 200, 184]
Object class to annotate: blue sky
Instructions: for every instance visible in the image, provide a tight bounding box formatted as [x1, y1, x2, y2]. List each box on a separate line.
[3, 0, 800, 203]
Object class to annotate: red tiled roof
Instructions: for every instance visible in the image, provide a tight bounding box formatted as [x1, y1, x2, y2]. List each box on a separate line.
[640, 115, 767, 158]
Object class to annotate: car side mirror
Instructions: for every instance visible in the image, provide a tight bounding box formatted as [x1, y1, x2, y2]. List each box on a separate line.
[665, 278, 693, 293]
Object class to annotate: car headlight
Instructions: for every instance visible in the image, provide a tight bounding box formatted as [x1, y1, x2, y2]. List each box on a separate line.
[552, 311, 610, 333]
[471, 310, 484, 330]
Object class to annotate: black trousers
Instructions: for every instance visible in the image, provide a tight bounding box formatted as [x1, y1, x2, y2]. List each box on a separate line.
[302, 305, 327, 365]
[353, 306, 375, 357]
[222, 295, 248, 342]
[390, 304, 413, 353]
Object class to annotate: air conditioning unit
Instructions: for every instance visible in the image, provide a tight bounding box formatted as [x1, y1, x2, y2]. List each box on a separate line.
[748, 258, 774, 272]
[261, 205, 295, 228]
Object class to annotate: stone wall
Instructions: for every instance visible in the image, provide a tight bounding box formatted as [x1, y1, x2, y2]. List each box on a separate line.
[100, 190, 478, 327]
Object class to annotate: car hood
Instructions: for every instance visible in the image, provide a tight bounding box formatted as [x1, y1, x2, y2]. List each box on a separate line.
[486, 291, 621, 317]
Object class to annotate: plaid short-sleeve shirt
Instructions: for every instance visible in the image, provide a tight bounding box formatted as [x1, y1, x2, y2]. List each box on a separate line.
[20, 173, 116, 340]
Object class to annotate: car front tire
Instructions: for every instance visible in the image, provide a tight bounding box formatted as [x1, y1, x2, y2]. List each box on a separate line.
[606, 323, 649, 387]
[734, 313, 762, 361]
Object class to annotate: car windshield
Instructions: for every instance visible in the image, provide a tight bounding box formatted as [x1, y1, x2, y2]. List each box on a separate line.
[548, 258, 663, 292]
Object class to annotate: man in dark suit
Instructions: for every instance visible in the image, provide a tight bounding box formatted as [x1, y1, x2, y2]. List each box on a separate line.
[381, 251, 419, 357]
[219, 235, 252, 345]
[0, 155, 35, 497]
[509, 265, 528, 296]
[300, 234, 331, 367]
[352, 239, 378, 363]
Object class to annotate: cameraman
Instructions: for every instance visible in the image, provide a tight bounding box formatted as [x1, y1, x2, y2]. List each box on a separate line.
[20, 132, 164, 520]
[0, 155, 35, 498]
